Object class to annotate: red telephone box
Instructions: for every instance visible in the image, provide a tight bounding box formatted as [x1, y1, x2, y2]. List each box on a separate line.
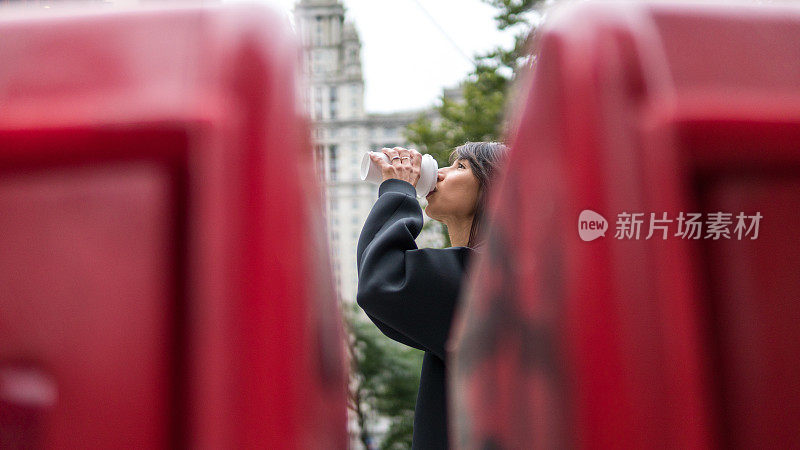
[449, 2, 800, 448]
[0, 5, 348, 449]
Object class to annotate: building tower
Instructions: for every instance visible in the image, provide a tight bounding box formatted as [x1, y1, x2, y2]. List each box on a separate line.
[294, 0, 444, 306]
[294, 2, 447, 448]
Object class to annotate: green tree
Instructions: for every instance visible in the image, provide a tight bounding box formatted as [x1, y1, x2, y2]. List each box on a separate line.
[407, 0, 540, 246]
[344, 302, 424, 449]
[346, 4, 542, 447]
[404, 0, 540, 167]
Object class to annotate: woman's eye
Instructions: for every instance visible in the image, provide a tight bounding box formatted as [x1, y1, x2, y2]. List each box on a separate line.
[458, 163, 465, 169]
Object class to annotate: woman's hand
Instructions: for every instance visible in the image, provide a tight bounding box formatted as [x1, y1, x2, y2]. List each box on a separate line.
[369, 147, 423, 186]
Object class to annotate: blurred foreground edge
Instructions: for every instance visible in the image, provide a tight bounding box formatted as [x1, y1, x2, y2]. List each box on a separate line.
[449, 1, 800, 449]
[0, 4, 348, 449]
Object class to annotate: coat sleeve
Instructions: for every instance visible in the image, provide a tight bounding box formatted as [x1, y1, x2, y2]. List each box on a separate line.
[356, 178, 468, 361]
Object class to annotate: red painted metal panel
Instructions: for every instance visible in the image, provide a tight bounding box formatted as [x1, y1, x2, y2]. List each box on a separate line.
[0, 163, 173, 449]
[449, 2, 800, 449]
[0, 5, 347, 449]
[701, 176, 800, 449]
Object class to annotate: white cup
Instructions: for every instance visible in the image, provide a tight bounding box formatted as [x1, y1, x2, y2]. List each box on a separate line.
[360, 151, 438, 198]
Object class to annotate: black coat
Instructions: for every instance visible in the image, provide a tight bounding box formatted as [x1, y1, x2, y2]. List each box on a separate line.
[356, 178, 478, 449]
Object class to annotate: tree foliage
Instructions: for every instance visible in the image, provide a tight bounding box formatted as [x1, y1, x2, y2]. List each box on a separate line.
[404, 0, 540, 168]
[405, 0, 540, 247]
[344, 302, 423, 449]
[347, 2, 542, 448]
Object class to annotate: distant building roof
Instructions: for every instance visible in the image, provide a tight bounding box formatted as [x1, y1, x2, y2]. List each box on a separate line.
[298, 0, 340, 5]
[343, 21, 359, 41]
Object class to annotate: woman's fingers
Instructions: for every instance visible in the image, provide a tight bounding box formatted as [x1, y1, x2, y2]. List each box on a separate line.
[375, 147, 422, 186]
[383, 147, 399, 165]
[396, 147, 419, 167]
[410, 149, 422, 167]
[401, 149, 421, 175]
[369, 151, 389, 169]
[394, 147, 408, 167]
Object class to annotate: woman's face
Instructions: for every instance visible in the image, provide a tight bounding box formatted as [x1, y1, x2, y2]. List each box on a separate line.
[424, 157, 480, 223]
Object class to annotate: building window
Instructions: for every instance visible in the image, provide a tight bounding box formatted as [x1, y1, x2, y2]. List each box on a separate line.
[314, 145, 325, 180]
[329, 86, 337, 120]
[329, 145, 338, 181]
[314, 87, 323, 120]
[315, 16, 322, 46]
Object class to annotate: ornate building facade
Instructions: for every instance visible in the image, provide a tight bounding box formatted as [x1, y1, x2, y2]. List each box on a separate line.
[294, 0, 445, 307]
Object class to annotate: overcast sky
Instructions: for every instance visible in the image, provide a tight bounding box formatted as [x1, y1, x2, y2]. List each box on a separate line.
[224, 0, 517, 113]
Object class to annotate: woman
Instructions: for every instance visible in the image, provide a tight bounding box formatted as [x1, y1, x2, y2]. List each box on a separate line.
[356, 142, 509, 449]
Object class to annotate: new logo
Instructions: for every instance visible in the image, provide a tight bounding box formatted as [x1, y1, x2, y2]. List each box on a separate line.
[578, 209, 608, 241]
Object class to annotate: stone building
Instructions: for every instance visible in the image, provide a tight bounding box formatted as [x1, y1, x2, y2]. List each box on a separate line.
[293, 0, 445, 307]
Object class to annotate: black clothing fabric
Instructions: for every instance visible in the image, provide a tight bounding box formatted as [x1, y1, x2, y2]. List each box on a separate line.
[356, 178, 477, 450]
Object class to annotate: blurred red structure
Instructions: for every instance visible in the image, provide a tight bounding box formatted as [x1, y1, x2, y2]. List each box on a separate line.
[449, 2, 800, 449]
[0, 5, 348, 449]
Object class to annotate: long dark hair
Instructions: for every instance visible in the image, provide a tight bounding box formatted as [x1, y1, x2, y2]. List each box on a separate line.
[448, 141, 509, 249]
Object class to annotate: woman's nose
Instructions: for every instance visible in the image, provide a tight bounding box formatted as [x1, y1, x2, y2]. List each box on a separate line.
[437, 169, 445, 181]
